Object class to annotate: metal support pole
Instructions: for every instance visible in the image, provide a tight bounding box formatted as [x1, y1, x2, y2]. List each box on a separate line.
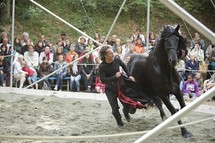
[159, 0, 215, 43]
[134, 86, 215, 143]
[146, 0, 151, 49]
[10, 0, 15, 88]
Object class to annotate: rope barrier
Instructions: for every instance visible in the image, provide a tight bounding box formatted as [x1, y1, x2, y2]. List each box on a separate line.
[0, 116, 214, 140]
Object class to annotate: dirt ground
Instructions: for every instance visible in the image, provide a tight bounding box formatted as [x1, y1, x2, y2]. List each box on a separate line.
[0, 93, 214, 143]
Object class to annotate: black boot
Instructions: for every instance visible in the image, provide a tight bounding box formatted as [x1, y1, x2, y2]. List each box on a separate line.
[123, 108, 131, 122]
[112, 112, 124, 127]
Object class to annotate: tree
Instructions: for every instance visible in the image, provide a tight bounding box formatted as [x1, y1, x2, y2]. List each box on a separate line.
[0, 0, 11, 23]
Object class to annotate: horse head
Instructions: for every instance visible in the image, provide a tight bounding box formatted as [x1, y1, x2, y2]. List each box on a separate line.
[161, 25, 183, 67]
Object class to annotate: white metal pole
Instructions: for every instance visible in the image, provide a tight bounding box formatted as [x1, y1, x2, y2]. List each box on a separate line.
[10, 0, 15, 88]
[29, 0, 102, 47]
[146, 0, 151, 49]
[133, 86, 215, 143]
[159, 0, 215, 43]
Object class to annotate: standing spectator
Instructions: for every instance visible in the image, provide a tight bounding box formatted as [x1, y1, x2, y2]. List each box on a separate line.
[13, 55, 28, 88]
[68, 54, 82, 92]
[81, 53, 95, 92]
[14, 37, 22, 54]
[182, 74, 199, 100]
[24, 45, 39, 70]
[65, 44, 78, 63]
[53, 54, 67, 91]
[86, 39, 95, 52]
[75, 37, 87, 55]
[38, 57, 52, 90]
[133, 38, 146, 54]
[39, 45, 53, 65]
[191, 32, 205, 51]
[132, 29, 145, 46]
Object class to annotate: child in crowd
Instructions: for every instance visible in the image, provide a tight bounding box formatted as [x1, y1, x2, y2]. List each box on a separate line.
[182, 74, 199, 100]
[22, 61, 38, 89]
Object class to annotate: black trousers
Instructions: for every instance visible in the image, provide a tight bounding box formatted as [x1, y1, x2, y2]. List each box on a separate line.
[105, 86, 130, 123]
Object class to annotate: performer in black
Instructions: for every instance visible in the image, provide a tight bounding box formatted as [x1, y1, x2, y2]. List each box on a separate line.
[99, 46, 135, 127]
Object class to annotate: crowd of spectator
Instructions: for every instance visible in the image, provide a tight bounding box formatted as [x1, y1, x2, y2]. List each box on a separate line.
[0, 29, 214, 100]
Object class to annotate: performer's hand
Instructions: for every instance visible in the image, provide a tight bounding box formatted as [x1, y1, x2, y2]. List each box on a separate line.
[115, 72, 121, 78]
[129, 76, 135, 82]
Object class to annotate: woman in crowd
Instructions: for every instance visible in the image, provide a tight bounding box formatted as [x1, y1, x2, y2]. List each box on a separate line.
[38, 57, 52, 90]
[39, 45, 54, 65]
[68, 54, 82, 92]
[14, 37, 22, 54]
[81, 52, 95, 92]
[65, 44, 78, 63]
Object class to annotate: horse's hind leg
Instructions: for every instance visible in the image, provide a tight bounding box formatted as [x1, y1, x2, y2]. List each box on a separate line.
[153, 97, 166, 121]
[161, 96, 192, 138]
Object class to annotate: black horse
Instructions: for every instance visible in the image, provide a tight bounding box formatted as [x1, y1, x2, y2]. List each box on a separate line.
[127, 25, 192, 138]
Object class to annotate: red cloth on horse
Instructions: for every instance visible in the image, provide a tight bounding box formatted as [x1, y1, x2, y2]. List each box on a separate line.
[117, 78, 145, 109]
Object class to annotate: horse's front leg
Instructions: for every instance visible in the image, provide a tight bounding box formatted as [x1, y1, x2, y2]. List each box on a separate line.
[161, 95, 192, 138]
[153, 96, 167, 121]
[173, 86, 186, 109]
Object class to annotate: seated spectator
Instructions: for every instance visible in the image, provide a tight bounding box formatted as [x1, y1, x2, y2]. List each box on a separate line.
[37, 35, 49, 48]
[78, 32, 88, 45]
[75, 37, 87, 55]
[38, 57, 52, 90]
[35, 41, 44, 56]
[95, 76, 105, 94]
[63, 38, 71, 55]
[175, 58, 186, 80]
[149, 32, 156, 47]
[9, 46, 19, 65]
[114, 38, 121, 52]
[0, 56, 7, 86]
[189, 41, 204, 62]
[122, 39, 132, 61]
[21, 32, 33, 47]
[86, 39, 95, 52]
[114, 46, 123, 60]
[182, 74, 199, 100]
[0, 32, 8, 43]
[21, 39, 31, 55]
[133, 38, 146, 54]
[195, 72, 203, 95]
[13, 55, 28, 88]
[68, 54, 82, 92]
[24, 45, 39, 70]
[0, 37, 11, 54]
[54, 46, 64, 62]
[185, 54, 199, 80]
[81, 53, 95, 92]
[65, 44, 78, 63]
[191, 32, 205, 51]
[203, 73, 215, 93]
[53, 54, 67, 91]
[205, 41, 215, 79]
[22, 61, 38, 89]
[39, 45, 53, 65]
[108, 35, 117, 51]
[0, 44, 10, 63]
[14, 37, 22, 54]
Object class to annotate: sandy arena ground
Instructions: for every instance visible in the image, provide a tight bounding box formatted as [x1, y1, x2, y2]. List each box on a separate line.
[0, 90, 214, 143]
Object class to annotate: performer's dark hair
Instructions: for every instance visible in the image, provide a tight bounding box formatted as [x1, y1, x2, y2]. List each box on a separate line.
[99, 45, 112, 62]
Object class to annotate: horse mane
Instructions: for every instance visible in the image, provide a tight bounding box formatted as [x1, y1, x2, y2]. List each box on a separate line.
[152, 25, 188, 59]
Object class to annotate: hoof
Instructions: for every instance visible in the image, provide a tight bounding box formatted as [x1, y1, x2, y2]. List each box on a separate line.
[182, 131, 193, 138]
